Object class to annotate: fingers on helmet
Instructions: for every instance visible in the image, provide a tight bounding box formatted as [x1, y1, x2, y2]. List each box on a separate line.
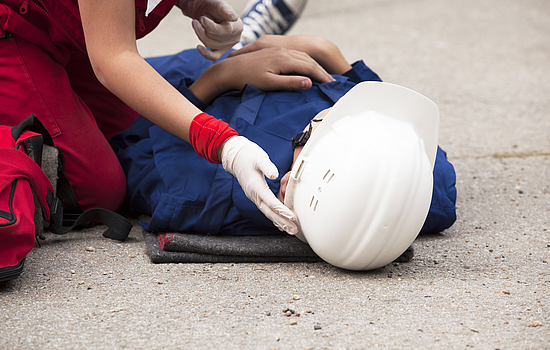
[260, 200, 298, 235]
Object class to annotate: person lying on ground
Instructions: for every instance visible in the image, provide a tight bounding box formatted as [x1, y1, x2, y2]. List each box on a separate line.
[111, 35, 457, 237]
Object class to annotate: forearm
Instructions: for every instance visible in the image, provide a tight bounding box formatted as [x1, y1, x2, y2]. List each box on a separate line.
[298, 37, 352, 75]
[188, 60, 233, 104]
[96, 51, 201, 142]
[79, 0, 201, 142]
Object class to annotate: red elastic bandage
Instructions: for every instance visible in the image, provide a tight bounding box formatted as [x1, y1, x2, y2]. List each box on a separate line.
[189, 112, 239, 164]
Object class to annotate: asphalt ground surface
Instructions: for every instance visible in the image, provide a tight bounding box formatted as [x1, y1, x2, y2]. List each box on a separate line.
[1, 0, 549, 349]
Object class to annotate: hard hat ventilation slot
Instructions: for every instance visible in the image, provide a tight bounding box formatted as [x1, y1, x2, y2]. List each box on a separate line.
[309, 196, 318, 211]
[293, 159, 307, 181]
[322, 169, 335, 183]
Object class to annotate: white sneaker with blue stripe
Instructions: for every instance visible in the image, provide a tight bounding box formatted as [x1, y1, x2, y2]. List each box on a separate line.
[240, 0, 308, 44]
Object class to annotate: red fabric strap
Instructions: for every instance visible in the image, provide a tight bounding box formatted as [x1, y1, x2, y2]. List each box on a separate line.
[189, 112, 239, 164]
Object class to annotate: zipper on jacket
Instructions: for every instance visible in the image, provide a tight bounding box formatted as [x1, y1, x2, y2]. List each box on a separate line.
[18, 0, 83, 50]
[137, 9, 146, 32]
[19, 1, 28, 14]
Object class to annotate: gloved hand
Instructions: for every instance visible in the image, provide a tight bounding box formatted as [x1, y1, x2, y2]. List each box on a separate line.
[220, 136, 298, 235]
[178, 0, 243, 61]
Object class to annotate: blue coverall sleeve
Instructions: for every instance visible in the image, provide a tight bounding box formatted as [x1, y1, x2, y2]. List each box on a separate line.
[420, 147, 457, 234]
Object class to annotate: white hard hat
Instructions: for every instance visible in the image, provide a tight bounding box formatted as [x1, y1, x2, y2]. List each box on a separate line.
[284, 81, 440, 270]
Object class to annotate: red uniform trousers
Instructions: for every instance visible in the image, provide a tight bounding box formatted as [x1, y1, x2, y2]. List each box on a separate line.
[0, 32, 138, 211]
[0, 0, 177, 211]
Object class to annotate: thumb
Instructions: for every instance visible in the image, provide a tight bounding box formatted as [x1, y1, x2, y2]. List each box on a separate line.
[197, 44, 223, 61]
[256, 155, 279, 180]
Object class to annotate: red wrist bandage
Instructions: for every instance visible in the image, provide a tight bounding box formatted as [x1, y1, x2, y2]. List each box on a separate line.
[189, 112, 239, 164]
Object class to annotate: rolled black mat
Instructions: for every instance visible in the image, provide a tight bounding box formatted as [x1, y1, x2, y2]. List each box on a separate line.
[143, 228, 323, 264]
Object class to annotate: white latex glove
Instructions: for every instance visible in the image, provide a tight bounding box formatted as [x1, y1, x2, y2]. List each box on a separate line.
[221, 136, 298, 235]
[179, 0, 243, 61]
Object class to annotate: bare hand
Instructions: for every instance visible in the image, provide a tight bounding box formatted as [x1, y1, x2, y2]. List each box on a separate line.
[230, 35, 352, 75]
[190, 46, 335, 103]
[225, 46, 335, 90]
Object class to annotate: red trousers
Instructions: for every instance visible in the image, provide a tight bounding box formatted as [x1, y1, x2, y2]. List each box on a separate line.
[0, 33, 138, 211]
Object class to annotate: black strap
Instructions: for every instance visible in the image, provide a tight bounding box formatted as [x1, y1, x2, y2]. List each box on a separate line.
[11, 115, 54, 146]
[44, 158, 132, 241]
[49, 208, 132, 241]
[291, 131, 310, 151]
[54, 166, 83, 218]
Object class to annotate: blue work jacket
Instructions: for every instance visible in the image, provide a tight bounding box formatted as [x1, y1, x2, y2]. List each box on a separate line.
[111, 49, 456, 236]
